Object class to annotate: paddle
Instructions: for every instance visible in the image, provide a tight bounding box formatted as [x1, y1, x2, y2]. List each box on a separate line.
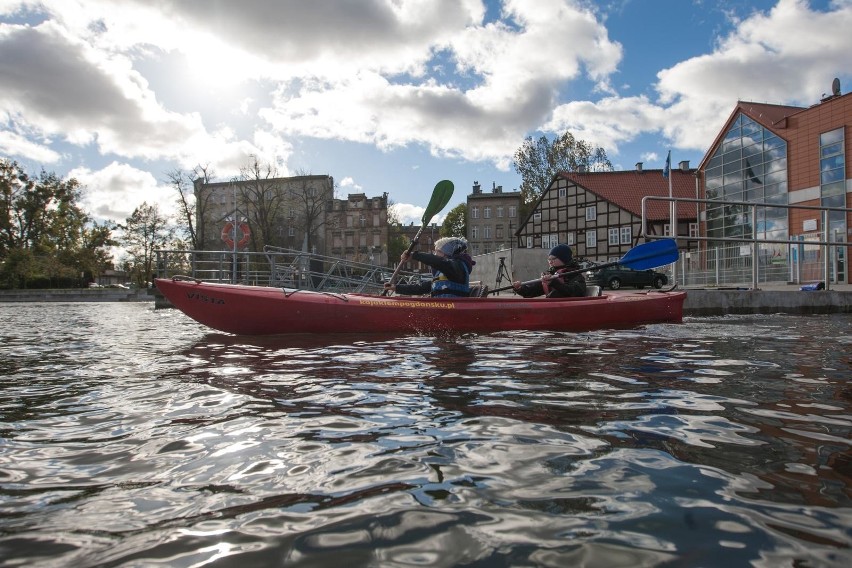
[487, 239, 679, 295]
[382, 180, 454, 295]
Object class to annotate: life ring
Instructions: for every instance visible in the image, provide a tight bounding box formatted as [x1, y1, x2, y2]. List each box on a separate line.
[221, 222, 251, 249]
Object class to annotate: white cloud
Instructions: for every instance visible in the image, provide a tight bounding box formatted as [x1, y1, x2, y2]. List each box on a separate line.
[3, 0, 851, 230]
[390, 202, 443, 227]
[655, 0, 852, 150]
[70, 161, 176, 222]
[339, 177, 363, 192]
[0, 126, 61, 162]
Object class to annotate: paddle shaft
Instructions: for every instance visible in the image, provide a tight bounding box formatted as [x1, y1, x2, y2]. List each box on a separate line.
[383, 225, 425, 292]
[488, 239, 679, 295]
[381, 180, 454, 296]
[489, 263, 597, 295]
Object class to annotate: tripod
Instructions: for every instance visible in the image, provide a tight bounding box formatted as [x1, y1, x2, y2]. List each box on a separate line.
[495, 256, 512, 292]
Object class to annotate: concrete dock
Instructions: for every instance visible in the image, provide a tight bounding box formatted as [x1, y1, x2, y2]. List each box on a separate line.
[681, 284, 852, 316]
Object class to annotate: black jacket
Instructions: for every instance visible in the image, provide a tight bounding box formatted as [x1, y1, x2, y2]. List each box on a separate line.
[394, 251, 474, 296]
[515, 264, 587, 298]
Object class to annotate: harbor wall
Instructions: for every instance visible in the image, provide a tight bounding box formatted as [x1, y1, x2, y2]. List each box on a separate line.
[682, 288, 852, 316]
[0, 289, 152, 302]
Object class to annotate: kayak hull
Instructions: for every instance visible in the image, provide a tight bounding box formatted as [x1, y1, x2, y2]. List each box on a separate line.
[155, 278, 686, 336]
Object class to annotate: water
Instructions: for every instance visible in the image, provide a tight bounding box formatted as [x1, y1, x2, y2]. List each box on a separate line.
[1, 303, 850, 567]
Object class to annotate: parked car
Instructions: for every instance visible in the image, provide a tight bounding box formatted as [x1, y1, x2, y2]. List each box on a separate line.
[589, 266, 668, 290]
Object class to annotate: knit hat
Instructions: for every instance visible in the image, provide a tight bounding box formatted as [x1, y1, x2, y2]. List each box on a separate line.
[549, 244, 573, 264]
[435, 237, 468, 256]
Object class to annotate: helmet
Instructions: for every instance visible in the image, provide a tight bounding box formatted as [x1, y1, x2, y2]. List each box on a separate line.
[435, 237, 468, 256]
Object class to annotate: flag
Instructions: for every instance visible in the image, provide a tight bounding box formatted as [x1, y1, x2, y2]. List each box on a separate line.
[662, 150, 671, 179]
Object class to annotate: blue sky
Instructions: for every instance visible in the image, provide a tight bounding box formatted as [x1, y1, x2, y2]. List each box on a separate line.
[1, 0, 851, 249]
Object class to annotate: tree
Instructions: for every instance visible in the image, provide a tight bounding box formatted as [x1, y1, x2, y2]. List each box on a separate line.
[119, 202, 172, 286]
[513, 131, 613, 211]
[386, 201, 409, 264]
[237, 157, 287, 250]
[289, 168, 333, 254]
[441, 204, 467, 238]
[166, 164, 215, 250]
[0, 159, 115, 288]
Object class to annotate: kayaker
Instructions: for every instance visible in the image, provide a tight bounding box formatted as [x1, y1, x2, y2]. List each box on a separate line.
[512, 244, 586, 298]
[384, 237, 476, 297]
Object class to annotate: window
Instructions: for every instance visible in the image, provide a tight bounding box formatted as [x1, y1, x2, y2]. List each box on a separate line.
[586, 230, 597, 248]
[533, 212, 542, 222]
[689, 223, 698, 238]
[484, 225, 491, 238]
[509, 206, 517, 218]
[484, 207, 492, 219]
[558, 188, 566, 197]
[359, 216, 366, 227]
[586, 206, 597, 221]
[608, 228, 619, 245]
[471, 206, 480, 219]
[496, 226, 503, 239]
[471, 226, 478, 239]
[620, 226, 632, 244]
[288, 227, 295, 237]
[820, 127, 846, 239]
[663, 223, 671, 237]
[705, 113, 789, 251]
[497, 206, 504, 218]
[566, 232, 575, 245]
[526, 236, 533, 248]
[549, 234, 558, 247]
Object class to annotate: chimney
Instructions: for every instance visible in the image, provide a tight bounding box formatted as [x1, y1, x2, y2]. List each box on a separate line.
[472, 181, 481, 194]
[635, 162, 643, 172]
[679, 160, 689, 171]
[578, 165, 587, 173]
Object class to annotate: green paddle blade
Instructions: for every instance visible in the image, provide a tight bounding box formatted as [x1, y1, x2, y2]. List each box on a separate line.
[421, 180, 454, 225]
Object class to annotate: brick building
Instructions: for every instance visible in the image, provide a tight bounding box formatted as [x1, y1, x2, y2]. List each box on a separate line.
[697, 84, 851, 283]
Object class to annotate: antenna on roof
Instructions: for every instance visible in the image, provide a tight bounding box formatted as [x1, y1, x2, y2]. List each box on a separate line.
[832, 77, 841, 96]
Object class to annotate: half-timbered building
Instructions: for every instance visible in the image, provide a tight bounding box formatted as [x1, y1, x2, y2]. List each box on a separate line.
[515, 164, 698, 263]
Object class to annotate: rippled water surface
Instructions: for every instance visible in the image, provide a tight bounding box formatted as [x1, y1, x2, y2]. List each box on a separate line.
[1, 302, 850, 567]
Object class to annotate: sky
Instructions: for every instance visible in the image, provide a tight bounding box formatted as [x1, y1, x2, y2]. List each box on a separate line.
[2, 0, 851, 240]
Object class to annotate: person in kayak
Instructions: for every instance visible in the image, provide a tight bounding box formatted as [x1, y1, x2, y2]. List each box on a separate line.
[384, 237, 476, 297]
[512, 244, 587, 298]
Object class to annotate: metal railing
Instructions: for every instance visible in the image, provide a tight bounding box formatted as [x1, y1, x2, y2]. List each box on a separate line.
[154, 247, 423, 294]
[642, 196, 850, 290]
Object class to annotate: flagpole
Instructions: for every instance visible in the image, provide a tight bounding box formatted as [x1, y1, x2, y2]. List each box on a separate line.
[664, 150, 677, 284]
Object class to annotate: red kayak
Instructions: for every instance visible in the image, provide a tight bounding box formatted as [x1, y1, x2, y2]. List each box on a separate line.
[155, 277, 686, 336]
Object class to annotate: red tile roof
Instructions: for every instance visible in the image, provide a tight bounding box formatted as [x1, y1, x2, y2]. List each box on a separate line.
[557, 169, 698, 221]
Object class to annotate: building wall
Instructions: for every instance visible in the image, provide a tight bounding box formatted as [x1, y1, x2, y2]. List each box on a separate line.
[786, 96, 852, 192]
[196, 175, 334, 253]
[325, 192, 389, 266]
[466, 182, 522, 255]
[700, 92, 851, 283]
[516, 176, 655, 264]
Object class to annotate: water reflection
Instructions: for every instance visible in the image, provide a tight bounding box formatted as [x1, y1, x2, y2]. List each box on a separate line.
[0, 304, 850, 567]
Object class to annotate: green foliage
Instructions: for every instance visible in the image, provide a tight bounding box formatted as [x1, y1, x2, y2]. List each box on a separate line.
[513, 131, 613, 213]
[119, 202, 173, 287]
[0, 158, 116, 289]
[440, 204, 467, 238]
[386, 202, 409, 266]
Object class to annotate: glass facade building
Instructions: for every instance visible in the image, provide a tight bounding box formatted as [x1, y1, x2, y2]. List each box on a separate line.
[704, 113, 789, 247]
